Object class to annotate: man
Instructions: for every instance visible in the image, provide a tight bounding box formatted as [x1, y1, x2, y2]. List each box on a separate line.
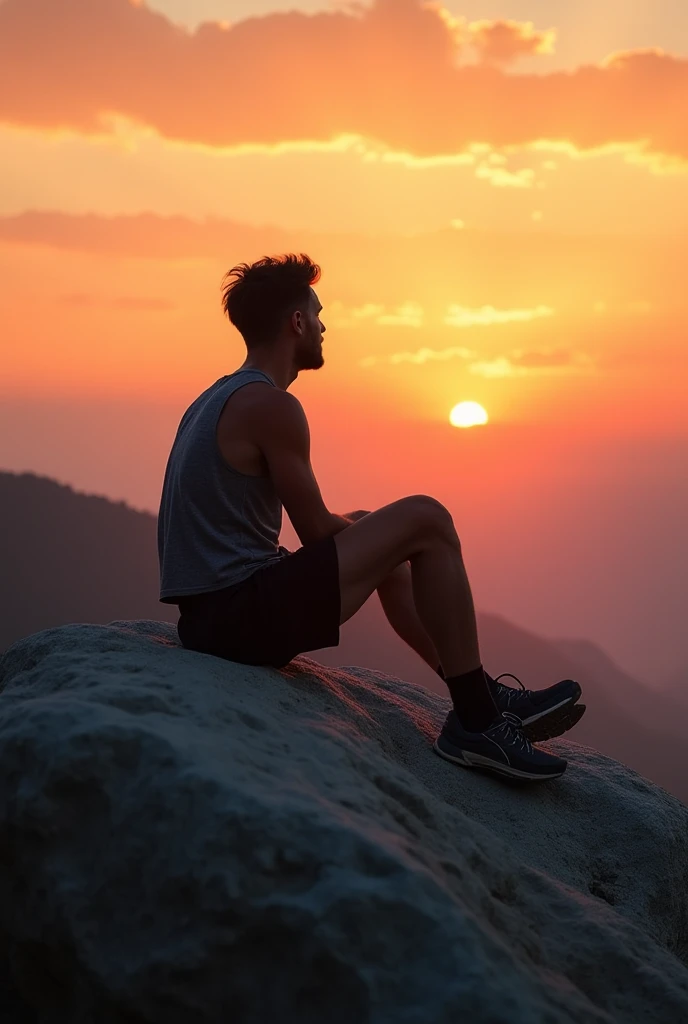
[158, 254, 585, 783]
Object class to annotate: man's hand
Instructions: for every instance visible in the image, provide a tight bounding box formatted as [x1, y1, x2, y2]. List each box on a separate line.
[341, 509, 372, 523]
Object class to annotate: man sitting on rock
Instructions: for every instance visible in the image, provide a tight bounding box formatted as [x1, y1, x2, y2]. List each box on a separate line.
[158, 254, 585, 784]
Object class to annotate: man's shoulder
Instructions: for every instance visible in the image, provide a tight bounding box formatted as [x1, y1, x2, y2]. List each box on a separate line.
[220, 379, 291, 414]
[243, 385, 304, 418]
[219, 382, 305, 443]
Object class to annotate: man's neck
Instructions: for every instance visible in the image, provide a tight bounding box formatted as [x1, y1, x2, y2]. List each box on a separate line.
[238, 359, 296, 392]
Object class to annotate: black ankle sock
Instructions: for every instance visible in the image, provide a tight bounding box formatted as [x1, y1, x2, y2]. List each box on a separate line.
[438, 664, 497, 690]
[442, 665, 499, 732]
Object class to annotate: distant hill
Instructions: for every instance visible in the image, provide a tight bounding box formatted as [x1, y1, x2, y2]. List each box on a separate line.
[1, 469, 686, 802]
[0, 471, 174, 651]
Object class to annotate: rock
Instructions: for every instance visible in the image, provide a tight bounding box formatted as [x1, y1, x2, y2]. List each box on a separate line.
[0, 619, 687, 1024]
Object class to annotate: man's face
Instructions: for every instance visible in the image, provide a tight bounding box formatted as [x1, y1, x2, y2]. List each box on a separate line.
[295, 287, 326, 370]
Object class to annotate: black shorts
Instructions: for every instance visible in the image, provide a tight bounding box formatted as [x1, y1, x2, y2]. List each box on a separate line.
[176, 533, 341, 668]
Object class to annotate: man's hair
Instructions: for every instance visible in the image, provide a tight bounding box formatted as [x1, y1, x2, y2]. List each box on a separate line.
[221, 253, 321, 347]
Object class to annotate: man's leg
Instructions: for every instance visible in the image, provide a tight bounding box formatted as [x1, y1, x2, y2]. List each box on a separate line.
[369, 532, 583, 747]
[332, 496, 569, 780]
[342, 508, 441, 671]
[376, 561, 441, 673]
[335, 497, 482, 679]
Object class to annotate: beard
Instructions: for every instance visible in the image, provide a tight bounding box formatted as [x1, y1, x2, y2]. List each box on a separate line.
[300, 336, 324, 370]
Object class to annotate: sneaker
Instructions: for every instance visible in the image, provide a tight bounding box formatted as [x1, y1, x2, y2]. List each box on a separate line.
[488, 673, 585, 743]
[433, 710, 567, 781]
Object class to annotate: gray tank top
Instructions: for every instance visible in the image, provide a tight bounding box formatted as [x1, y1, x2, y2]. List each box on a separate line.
[157, 368, 290, 604]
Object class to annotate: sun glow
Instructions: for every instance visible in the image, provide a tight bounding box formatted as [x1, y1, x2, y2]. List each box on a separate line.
[450, 402, 489, 428]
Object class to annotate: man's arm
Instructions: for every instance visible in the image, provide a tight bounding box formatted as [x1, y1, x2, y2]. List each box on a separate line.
[329, 513, 356, 534]
[326, 508, 373, 533]
[320, 509, 373, 536]
[251, 389, 352, 546]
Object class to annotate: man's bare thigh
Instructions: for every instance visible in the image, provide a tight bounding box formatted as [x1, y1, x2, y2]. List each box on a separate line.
[333, 495, 451, 623]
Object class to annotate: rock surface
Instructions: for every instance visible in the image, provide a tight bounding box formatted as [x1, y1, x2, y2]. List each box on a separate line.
[1, 619, 687, 1023]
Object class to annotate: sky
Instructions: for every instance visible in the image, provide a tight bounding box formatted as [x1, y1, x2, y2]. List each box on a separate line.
[1, 0, 687, 683]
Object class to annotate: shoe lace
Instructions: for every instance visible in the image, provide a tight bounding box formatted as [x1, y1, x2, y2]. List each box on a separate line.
[489, 711, 535, 755]
[493, 672, 534, 709]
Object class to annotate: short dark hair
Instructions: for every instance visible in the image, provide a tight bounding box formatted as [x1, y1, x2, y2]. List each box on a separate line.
[221, 253, 321, 347]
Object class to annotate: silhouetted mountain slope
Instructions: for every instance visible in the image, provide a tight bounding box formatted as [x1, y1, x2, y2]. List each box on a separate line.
[553, 637, 681, 727]
[1, 469, 685, 801]
[0, 471, 177, 653]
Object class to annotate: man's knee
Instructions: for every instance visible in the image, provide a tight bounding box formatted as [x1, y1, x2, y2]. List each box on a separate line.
[402, 494, 455, 536]
[343, 499, 451, 533]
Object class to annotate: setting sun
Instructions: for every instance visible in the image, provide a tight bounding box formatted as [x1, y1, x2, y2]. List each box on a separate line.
[449, 402, 489, 428]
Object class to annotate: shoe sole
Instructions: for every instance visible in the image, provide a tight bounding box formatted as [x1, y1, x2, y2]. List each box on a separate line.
[522, 702, 586, 743]
[432, 740, 567, 781]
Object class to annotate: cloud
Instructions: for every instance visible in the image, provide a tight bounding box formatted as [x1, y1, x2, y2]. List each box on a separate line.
[469, 349, 595, 378]
[358, 341, 589, 372]
[377, 303, 424, 327]
[331, 301, 424, 329]
[444, 305, 554, 327]
[334, 300, 553, 338]
[474, 164, 535, 188]
[331, 302, 386, 325]
[1, 1, 687, 160]
[359, 344, 475, 368]
[511, 349, 572, 369]
[0, 210, 291, 258]
[468, 19, 556, 67]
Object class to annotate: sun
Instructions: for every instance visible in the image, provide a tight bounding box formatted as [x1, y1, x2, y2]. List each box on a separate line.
[449, 401, 489, 428]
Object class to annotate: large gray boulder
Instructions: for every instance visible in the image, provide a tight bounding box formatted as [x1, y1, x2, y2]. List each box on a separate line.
[1, 620, 687, 1023]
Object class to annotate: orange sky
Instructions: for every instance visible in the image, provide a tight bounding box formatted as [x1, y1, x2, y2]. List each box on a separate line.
[1, 0, 687, 683]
